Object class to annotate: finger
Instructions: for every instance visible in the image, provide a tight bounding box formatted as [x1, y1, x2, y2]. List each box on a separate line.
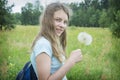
[78, 49, 81, 51]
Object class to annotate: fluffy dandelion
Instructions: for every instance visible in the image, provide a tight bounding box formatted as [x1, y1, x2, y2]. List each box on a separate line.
[78, 32, 92, 45]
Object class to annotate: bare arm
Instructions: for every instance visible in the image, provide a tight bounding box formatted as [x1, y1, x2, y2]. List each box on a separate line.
[36, 49, 82, 80]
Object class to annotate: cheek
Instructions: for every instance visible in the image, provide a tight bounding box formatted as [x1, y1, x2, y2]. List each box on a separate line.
[61, 29, 65, 34]
[54, 20, 62, 26]
[54, 21, 59, 26]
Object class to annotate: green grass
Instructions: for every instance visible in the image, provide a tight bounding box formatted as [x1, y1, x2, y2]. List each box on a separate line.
[0, 25, 120, 80]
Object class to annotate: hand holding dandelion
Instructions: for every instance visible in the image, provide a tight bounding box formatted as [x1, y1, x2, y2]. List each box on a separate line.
[78, 32, 93, 45]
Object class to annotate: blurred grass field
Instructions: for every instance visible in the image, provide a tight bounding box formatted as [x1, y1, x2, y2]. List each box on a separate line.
[0, 25, 120, 80]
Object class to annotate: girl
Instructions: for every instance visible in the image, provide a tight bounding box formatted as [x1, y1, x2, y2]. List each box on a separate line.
[31, 2, 82, 80]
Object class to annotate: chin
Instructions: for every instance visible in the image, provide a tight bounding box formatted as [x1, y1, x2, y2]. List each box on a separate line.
[57, 33, 61, 36]
[57, 34, 61, 36]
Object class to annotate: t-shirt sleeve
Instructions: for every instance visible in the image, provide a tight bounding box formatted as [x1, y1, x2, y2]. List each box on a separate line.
[33, 39, 52, 58]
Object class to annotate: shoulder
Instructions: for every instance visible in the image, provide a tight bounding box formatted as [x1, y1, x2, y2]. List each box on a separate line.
[37, 37, 51, 46]
[33, 36, 52, 57]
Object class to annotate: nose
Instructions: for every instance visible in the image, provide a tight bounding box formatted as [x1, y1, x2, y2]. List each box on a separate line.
[59, 22, 66, 28]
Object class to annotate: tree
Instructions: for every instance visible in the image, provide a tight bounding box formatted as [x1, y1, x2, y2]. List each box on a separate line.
[100, 0, 109, 10]
[0, 0, 15, 30]
[12, 13, 21, 25]
[21, 0, 43, 25]
[98, 9, 109, 28]
[32, 0, 43, 25]
[109, 0, 120, 38]
[69, 0, 110, 27]
[21, 3, 33, 25]
[69, 2, 100, 27]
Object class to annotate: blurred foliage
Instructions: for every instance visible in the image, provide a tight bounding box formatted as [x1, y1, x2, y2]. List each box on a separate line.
[0, 0, 15, 30]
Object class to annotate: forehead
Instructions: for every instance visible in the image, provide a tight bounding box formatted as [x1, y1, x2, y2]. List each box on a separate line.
[54, 9, 68, 20]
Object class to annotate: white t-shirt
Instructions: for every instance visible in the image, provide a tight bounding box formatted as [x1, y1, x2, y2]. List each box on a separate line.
[30, 37, 67, 80]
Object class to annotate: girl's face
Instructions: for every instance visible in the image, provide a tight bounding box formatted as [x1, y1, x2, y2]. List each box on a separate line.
[53, 9, 68, 36]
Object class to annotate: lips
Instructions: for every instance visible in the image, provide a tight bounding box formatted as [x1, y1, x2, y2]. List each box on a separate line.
[56, 28, 63, 35]
[56, 29, 62, 32]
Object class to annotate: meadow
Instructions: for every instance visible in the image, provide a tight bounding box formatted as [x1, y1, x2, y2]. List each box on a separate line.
[0, 25, 120, 80]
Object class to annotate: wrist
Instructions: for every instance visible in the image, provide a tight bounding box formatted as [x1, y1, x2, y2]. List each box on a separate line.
[66, 58, 75, 67]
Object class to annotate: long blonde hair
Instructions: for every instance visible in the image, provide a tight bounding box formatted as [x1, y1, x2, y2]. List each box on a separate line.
[32, 2, 71, 62]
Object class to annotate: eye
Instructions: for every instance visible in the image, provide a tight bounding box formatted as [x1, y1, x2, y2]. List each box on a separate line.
[55, 18, 62, 22]
[64, 21, 68, 25]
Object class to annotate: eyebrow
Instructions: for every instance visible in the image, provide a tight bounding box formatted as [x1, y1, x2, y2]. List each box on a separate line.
[55, 17, 68, 21]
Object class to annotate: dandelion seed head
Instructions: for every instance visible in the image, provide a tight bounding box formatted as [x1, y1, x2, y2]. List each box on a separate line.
[78, 32, 92, 45]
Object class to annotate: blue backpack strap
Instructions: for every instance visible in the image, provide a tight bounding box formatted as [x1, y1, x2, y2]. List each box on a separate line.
[23, 61, 31, 80]
[16, 61, 38, 80]
[30, 63, 38, 80]
[23, 61, 31, 70]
